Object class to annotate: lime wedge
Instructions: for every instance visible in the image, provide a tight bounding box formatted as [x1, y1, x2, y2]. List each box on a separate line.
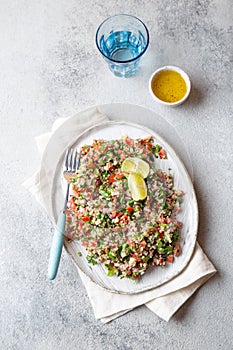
[121, 157, 150, 178]
[128, 173, 147, 201]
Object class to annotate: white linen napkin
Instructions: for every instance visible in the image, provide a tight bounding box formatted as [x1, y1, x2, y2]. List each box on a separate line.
[23, 108, 216, 322]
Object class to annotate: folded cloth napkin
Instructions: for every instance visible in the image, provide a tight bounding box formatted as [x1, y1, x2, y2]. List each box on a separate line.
[23, 107, 216, 322]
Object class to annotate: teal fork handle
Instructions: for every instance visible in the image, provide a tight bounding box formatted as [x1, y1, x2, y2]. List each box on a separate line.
[48, 212, 66, 280]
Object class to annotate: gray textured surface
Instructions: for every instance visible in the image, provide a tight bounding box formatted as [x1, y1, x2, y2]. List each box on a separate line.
[0, 1, 232, 349]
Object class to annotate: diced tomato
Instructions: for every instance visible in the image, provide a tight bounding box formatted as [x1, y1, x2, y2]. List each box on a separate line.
[158, 148, 167, 159]
[125, 137, 133, 146]
[159, 258, 165, 265]
[120, 214, 129, 223]
[104, 146, 110, 152]
[70, 202, 77, 210]
[133, 274, 140, 280]
[167, 255, 174, 263]
[107, 163, 114, 171]
[81, 145, 91, 155]
[111, 210, 117, 218]
[108, 173, 116, 183]
[82, 216, 90, 222]
[72, 188, 81, 196]
[132, 254, 141, 262]
[126, 206, 133, 213]
[81, 240, 89, 247]
[69, 198, 77, 210]
[139, 240, 147, 247]
[126, 239, 135, 245]
[158, 216, 166, 224]
[141, 136, 152, 144]
[115, 171, 124, 179]
[159, 232, 164, 238]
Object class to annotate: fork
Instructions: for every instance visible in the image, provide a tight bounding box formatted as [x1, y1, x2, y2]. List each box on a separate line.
[48, 148, 80, 280]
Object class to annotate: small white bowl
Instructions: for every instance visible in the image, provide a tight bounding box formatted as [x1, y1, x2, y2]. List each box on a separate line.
[149, 66, 191, 107]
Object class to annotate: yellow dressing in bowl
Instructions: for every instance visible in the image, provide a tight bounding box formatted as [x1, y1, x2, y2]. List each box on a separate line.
[151, 70, 187, 103]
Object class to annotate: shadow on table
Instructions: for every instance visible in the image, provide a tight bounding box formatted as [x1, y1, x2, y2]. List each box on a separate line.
[193, 181, 212, 247]
[171, 270, 220, 322]
[183, 80, 206, 108]
[171, 180, 221, 322]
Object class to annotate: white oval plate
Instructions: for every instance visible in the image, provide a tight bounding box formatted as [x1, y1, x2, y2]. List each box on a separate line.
[48, 112, 198, 294]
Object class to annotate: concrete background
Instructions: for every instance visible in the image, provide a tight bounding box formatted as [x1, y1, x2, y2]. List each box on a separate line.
[0, 0, 232, 349]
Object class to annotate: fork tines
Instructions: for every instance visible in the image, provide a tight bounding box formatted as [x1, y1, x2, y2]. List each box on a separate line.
[65, 148, 80, 173]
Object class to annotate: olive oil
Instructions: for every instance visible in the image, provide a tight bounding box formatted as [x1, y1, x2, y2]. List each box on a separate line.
[151, 70, 187, 103]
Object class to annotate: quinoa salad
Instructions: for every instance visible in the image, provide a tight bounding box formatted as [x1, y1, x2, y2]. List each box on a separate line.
[64, 136, 184, 280]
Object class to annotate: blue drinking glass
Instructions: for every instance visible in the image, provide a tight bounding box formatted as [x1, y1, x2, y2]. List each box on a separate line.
[96, 14, 149, 78]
